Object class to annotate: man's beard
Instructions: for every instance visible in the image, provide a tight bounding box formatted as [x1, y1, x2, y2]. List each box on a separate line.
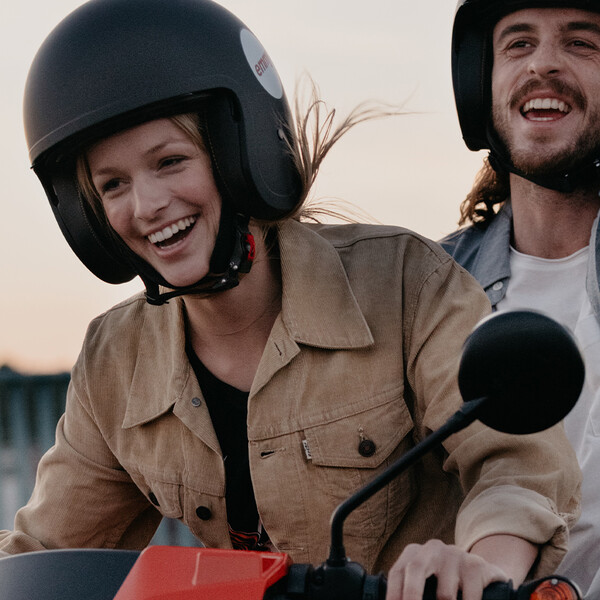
[492, 79, 600, 177]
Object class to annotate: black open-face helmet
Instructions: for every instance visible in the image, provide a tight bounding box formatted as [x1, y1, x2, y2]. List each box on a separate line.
[452, 0, 600, 192]
[24, 0, 302, 303]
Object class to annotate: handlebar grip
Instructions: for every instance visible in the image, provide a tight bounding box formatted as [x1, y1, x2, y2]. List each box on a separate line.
[272, 563, 387, 600]
[363, 573, 386, 600]
[422, 576, 513, 600]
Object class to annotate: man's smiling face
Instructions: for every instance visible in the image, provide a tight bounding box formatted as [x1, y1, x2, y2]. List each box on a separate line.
[491, 7, 600, 176]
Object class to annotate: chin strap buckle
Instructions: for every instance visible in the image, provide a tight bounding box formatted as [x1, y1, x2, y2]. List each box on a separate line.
[143, 215, 256, 305]
[237, 231, 256, 274]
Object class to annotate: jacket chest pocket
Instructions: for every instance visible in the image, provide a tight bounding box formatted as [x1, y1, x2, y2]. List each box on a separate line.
[301, 395, 416, 540]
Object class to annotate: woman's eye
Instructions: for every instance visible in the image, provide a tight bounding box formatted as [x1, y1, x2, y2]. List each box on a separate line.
[94, 177, 125, 199]
[101, 179, 122, 194]
[159, 156, 186, 169]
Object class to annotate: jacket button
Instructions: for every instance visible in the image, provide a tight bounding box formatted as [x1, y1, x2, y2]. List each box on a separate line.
[196, 506, 212, 520]
[148, 491, 160, 506]
[191, 397, 202, 407]
[358, 439, 376, 457]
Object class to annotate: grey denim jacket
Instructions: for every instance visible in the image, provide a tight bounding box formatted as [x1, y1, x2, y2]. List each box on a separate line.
[440, 202, 600, 323]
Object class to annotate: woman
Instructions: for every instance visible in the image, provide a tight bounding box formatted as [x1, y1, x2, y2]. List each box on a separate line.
[1, 1, 580, 599]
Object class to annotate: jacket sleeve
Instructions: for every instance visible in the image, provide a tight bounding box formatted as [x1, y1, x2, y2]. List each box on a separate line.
[404, 246, 581, 578]
[0, 372, 161, 554]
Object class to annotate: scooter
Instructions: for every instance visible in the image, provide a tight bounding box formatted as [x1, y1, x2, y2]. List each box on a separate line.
[0, 310, 585, 600]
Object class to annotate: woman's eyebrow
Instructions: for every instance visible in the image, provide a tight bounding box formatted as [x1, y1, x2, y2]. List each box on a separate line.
[144, 139, 188, 156]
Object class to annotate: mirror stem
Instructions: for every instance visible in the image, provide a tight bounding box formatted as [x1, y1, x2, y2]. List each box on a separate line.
[327, 397, 488, 566]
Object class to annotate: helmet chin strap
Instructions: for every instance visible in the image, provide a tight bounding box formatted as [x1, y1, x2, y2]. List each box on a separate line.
[487, 124, 600, 193]
[140, 210, 256, 306]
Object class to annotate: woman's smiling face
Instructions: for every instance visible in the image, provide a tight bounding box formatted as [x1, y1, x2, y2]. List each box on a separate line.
[87, 117, 222, 288]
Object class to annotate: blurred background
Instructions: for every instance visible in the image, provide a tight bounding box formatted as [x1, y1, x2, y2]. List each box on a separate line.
[0, 0, 486, 373]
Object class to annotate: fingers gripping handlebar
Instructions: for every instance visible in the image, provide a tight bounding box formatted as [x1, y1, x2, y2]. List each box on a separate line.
[269, 562, 580, 600]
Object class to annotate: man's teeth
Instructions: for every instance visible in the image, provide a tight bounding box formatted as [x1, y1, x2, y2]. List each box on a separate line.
[148, 216, 196, 244]
[522, 98, 570, 113]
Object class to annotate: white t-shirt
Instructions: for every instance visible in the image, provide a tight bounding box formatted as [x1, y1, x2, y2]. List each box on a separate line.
[497, 246, 588, 332]
[497, 246, 600, 595]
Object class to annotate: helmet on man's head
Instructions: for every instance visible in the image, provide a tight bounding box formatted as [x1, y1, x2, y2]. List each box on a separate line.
[452, 0, 600, 191]
[24, 0, 301, 298]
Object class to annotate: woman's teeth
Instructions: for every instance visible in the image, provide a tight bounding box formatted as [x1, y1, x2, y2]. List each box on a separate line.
[148, 216, 196, 245]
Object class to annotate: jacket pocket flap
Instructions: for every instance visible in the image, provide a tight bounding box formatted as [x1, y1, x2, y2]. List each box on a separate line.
[303, 395, 412, 469]
[122, 463, 185, 520]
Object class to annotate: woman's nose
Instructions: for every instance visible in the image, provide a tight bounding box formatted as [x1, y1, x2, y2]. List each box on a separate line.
[132, 179, 169, 221]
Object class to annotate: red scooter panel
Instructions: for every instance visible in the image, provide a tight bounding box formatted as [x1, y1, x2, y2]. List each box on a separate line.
[114, 546, 292, 600]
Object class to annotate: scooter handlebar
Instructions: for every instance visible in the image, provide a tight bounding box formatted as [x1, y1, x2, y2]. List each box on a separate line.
[271, 562, 581, 600]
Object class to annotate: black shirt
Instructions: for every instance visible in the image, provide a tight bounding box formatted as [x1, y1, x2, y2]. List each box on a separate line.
[187, 345, 269, 550]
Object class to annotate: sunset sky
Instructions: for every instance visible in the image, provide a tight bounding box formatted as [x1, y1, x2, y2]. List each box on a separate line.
[0, 0, 486, 372]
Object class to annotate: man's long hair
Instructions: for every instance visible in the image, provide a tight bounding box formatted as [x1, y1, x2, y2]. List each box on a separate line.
[459, 158, 510, 227]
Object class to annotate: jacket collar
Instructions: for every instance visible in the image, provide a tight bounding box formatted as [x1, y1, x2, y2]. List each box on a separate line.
[121, 297, 203, 430]
[276, 220, 374, 349]
[469, 202, 513, 293]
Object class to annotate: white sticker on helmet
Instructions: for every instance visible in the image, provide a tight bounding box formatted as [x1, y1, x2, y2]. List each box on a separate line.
[240, 28, 283, 100]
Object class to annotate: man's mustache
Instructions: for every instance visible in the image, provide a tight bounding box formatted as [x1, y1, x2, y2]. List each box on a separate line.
[509, 79, 585, 111]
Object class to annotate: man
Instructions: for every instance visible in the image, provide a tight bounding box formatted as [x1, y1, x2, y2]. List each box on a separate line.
[441, 0, 600, 595]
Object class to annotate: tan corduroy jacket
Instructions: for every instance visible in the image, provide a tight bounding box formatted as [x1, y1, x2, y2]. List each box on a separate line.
[0, 221, 581, 576]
